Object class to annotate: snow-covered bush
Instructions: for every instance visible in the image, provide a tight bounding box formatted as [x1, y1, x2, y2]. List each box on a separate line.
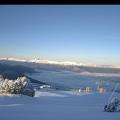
[0, 75, 35, 97]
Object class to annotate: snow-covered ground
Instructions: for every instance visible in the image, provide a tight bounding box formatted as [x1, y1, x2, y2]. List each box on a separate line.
[0, 89, 120, 120]
[27, 70, 118, 92]
[0, 63, 120, 120]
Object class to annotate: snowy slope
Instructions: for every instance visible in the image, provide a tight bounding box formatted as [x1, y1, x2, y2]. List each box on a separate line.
[0, 90, 120, 120]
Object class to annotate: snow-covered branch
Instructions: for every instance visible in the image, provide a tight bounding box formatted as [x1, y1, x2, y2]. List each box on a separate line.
[0, 75, 35, 97]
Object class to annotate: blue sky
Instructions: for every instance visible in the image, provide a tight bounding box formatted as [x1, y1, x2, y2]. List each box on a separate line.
[0, 5, 120, 65]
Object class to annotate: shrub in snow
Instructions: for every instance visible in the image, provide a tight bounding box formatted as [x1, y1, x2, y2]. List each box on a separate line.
[0, 75, 35, 97]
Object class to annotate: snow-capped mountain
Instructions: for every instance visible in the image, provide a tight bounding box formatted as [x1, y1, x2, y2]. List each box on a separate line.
[29, 58, 87, 66]
[0, 57, 27, 62]
[26, 58, 98, 67]
[0, 57, 119, 68]
[0, 57, 87, 66]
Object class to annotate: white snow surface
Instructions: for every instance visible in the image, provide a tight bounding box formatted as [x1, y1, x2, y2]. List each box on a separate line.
[0, 89, 120, 120]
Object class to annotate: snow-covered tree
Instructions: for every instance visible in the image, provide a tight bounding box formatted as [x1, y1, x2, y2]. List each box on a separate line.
[0, 75, 35, 97]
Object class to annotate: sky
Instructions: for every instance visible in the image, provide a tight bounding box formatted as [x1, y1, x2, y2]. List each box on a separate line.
[0, 5, 120, 65]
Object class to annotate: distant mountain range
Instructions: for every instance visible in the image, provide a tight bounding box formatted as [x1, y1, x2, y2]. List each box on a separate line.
[0, 57, 120, 76]
[0, 57, 119, 68]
